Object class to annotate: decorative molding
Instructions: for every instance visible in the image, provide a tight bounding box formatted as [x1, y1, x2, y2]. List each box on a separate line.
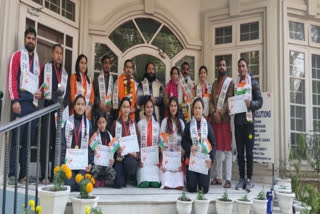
[144, 0, 154, 14]
[229, 0, 240, 16]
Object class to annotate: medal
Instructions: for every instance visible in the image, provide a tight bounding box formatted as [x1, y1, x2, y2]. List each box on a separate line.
[75, 145, 79, 149]
[58, 83, 61, 88]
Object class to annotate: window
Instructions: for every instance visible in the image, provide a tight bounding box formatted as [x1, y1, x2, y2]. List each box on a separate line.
[311, 25, 320, 44]
[289, 21, 305, 41]
[312, 54, 320, 129]
[215, 26, 232, 45]
[240, 22, 259, 41]
[32, 0, 76, 22]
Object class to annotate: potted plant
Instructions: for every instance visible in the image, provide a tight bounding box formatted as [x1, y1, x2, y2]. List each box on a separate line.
[275, 159, 292, 191]
[215, 189, 233, 214]
[235, 194, 252, 214]
[293, 201, 312, 214]
[85, 205, 104, 214]
[38, 164, 72, 214]
[176, 189, 193, 214]
[71, 173, 99, 214]
[23, 200, 42, 214]
[275, 189, 295, 214]
[193, 188, 210, 214]
[252, 189, 268, 214]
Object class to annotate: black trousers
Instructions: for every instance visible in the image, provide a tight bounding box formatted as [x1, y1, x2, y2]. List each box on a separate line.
[113, 155, 137, 188]
[186, 166, 210, 193]
[235, 124, 255, 179]
[40, 112, 56, 180]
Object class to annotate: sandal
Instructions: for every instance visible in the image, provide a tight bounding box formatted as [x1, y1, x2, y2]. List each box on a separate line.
[211, 178, 223, 185]
[224, 180, 232, 188]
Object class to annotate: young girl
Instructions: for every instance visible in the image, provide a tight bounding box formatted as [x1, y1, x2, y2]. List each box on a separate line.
[111, 97, 140, 188]
[89, 112, 117, 187]
[70, 54, 94, 121]
[181, 97, 216, 193]
[61, 94, 94, 191]
[160, 96, 185, 189]
[137, 99, 160, 188]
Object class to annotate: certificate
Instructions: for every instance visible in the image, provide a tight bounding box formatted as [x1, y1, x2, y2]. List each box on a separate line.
[162, 151, 181, 171]
[228, 94, 248, 115]
[189, 152, 210, 175]
[94, 145, 113, 167]
[65, 149, 88, 170]
[141, 146, 159, 166]
[118, 135, 140, 156]
[21, 71, 39, 94]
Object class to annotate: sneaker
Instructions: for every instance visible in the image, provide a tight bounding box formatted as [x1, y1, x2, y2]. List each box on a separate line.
[224, 180, 232, 188]
[8, 176, 16, 186]
[245, 179, 254, 191]
[235, 178, 246, 190]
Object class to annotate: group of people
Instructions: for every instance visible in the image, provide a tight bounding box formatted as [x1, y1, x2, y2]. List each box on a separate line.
[7, 27, 263, 193]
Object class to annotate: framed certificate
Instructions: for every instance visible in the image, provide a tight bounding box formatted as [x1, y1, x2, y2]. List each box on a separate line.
[65, 149, 88, 170]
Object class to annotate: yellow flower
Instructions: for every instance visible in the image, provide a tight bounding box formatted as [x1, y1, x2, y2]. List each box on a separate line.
[248, 134, 253, 140]
[85, 174, 92, 180]
[29, 200, 35, 208]
[36, 206, 42, 213]
[85, 206, 90, 214]
[61, 164, 69, 173]
[91, 177, 95, 185]
[53, 166, 60, 174]
[86, 182, 93, 193]
[65, 170, 72, 180]
[75, 174, 84, 183]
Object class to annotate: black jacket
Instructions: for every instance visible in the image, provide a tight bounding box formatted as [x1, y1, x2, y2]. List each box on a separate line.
[181, 119, 216, 161]
[235, 75, 263, 126]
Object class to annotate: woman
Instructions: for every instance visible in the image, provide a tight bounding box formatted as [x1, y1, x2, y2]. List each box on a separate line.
[160, 96, 185, 189]
[111, 97, 140, 188]
[181, 97, 216, 193]
[137, 99, 160, 188]
[164, 67, 180, 109]
[89, 112, 117, 187]
[192, 66, 212, 118]
[61, 94, 94, 191]
[70, 54, 94, 120]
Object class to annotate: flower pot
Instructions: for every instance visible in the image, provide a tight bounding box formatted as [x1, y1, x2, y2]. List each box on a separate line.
[215, 199, 233, 214]
[193, 199, 210, 214]
[235, 199, 252, 214]
[176, 200, 193, 214]
[38, 185, 70, 214]
[71, 195, 99, 214]
[293, 203, 311, 214]
[276, 191, 295, 214]
[252, 199, 268, 214]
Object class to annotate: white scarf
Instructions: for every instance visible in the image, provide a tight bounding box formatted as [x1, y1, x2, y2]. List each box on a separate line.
[196, 82, 212, 116]
[76, 75, 92, 107]
[190, 116, 208, 153]
[65, 115, 90, 149]
[139, 117, 159, 148]
[98, 71, 113, 106]
[115, 119, 136, 138]
[43, 62, 68, 100]
[216, 77, 232, 111]
[235, 74, 253, 122]
[140, 78, 162, 120]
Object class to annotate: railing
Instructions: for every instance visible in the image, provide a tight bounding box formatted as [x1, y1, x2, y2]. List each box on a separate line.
[0, 91, 3, 122]
[0, 90, 64, 214]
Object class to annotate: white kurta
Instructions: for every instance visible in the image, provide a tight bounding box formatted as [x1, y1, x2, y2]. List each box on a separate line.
[159, 117, 185, 189]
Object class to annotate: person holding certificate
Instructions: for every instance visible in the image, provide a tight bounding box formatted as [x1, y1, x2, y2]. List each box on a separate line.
[111, 97, 140, 188]
[192, 66, 212, 119]
[70, 54, 95, 121]
[234, 58, 263, 191]
[137, 99, 161, 188]
[160, 96, 185, 189]
[182, 97, 216, 193]
[61, 95, 94, 191]
[89, 112, 117, 187]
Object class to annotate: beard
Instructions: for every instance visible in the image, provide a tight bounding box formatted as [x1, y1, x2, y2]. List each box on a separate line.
[25, 43, 35, 52]
[144, 72, 156, 82]
[218, 69, 226, 77]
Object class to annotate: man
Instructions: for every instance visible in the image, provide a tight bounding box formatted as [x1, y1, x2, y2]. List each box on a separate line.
[39, 44, 70, 183]
[178, 62, 194, 122]
[93, 55, 115, 130]
[234, 58, 263, 191]
[209, 59, 234, 188]
[112, 59, 138, 120]
[7, 27, 42, 184]
[137, 62, 164, 121]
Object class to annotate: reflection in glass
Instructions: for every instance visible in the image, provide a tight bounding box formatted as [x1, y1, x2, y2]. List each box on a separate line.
[240, 22, 259, 41]
[289, 21, 305, 41]
[135, 18, 161, 43]
[289, 51, 305, 78]
[215, 26, 232, 44]
[311, 25, 320, 43]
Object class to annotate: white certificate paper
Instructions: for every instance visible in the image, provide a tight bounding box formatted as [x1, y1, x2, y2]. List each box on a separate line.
[228, 94, 248, 115]
[189, 152, 210, 175]
[141, 146, 159, 166]
[162, 151, 181, 171]
[65, 149, 88, 170]
[118, 135, 140, 156]
[21, 71, 39, 94]
[94, 145, 113, 167]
